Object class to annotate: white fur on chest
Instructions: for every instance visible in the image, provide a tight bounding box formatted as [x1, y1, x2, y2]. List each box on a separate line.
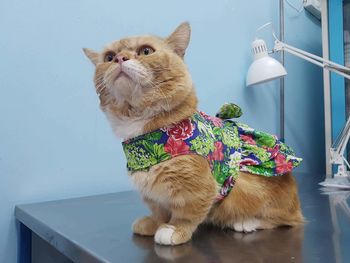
[104, 110, 147, 140]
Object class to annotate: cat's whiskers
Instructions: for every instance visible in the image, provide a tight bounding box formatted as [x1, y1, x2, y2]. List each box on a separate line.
[144, 80, 158, 103]
[158, 88, 171, 112]
[94, 71, 110, 94]
[96, 69, 119, 96]
[96, 83, 107, 94]
[143, 78, 172, 113]
[103, 65, 119, 90]
[94, 81, 104, 92]
[95, 73, 109, 88]
[94, 77, 105, 85]
[95, 77, 107, 94]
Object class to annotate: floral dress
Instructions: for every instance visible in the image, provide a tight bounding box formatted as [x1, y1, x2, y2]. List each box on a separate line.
[122, 111, 302, 200]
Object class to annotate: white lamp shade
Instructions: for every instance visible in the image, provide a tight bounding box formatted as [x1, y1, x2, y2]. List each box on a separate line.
[246, 38, 287, 86]
[246, 56, 287, 86]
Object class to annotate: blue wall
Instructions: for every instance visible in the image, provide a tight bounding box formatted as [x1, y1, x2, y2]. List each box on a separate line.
[0, 0, 323, 261]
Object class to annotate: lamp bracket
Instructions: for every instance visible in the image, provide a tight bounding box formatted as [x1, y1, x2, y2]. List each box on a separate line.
[273, 40, 284, 52]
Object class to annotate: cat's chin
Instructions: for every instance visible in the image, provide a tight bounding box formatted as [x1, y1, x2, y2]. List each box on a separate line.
[118, 72, 129, 79]
[115, 71, 141, 88]
[110, 75, 144, 105]
[114, 73, 134, 87]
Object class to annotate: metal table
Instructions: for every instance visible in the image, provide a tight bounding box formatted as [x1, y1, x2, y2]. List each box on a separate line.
[15, 173, 350, 262]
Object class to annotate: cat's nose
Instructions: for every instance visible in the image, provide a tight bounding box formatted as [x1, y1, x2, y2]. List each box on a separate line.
[115, 55, 129, 64]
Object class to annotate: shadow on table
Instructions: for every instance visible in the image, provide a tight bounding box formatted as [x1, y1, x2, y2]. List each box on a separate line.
[132, 224, 304, 263]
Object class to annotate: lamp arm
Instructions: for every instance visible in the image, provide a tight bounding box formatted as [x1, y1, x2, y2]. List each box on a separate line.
[273, 39, 350, 174]
[332, 116, 350, 157]
[273, 41, 350, 80]
[327, 67, 350, 81]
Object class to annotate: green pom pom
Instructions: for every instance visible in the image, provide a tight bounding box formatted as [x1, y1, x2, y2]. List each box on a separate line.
[216, 103, 243, 119]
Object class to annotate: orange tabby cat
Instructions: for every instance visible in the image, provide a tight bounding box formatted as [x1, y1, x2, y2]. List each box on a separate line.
[83, 22, 304, 246]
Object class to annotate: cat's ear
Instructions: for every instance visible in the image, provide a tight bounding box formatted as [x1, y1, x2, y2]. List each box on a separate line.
[83, 48, 99, 65]
[166, 22, 191, 58]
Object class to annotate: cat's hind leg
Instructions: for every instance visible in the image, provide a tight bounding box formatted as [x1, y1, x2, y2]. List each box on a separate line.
[233, 218, 260, 233]
[232, 218, 275, 232]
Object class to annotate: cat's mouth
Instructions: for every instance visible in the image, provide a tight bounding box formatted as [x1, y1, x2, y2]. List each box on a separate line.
[113, 69, 133, 86]
[113, 72, 133, 88]
[113, 67, 135, 85]
[104, 61, 150, 96]
[117, 71, 129, 79]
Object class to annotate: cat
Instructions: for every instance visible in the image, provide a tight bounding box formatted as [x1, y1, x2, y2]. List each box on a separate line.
[83, 22, 304, 246]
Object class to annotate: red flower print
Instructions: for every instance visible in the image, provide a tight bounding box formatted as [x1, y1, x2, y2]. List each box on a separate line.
[164, 137, 190, 157]
[199, 111, 211, 119]
[211, 141, 224, 161]
[275, 153, 293, 174]
[275, 153, 285, 164]
[240, 135, 256, 145]
[210, 117, 224, 127]
[240, 158, 259, 166]
[163, 119, 194, 140]
[267, 145, 280, 158]
[199, 111, 223, 127]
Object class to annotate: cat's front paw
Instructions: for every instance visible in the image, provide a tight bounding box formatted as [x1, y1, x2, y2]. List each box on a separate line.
[154, 224, 192, 246]
[132, 216, 159, 236]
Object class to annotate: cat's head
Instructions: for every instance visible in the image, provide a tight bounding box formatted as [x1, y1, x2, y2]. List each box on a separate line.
[83, 22, 195, 118]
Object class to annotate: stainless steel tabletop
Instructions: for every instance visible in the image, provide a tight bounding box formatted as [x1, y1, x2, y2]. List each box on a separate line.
[15, 172, 350, 263]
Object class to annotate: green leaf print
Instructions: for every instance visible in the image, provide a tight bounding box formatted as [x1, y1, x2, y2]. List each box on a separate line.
[159, 153, 171, 162]
[242, 144, 270, 161]
[144, 131, 162, 141]
[261, 160, 276, 169]
[152, 143, 164, 156]
[142, 141, 154, 153]
[227, 152, 241, 168]
[221, 126, 240, 149]
[255, 133, 276, 148]
[152, 143, 171, 162]
[221, 164, 229, 174]
[214, 162, 228, 184]
[245, 166, 275, 177]
[197, 120, 215, 139]
[123, 143, 156, 170]
[283, 144, 296, 156]
[213, 127, 222, 138]
[190, 135, 215, 156]
[142, 142, 171, 162]
[236, 122, 255, 134]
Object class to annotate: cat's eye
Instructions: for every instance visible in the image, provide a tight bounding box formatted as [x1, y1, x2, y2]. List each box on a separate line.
[104, 51, 116, 62]
[138, 46, 155, 56]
